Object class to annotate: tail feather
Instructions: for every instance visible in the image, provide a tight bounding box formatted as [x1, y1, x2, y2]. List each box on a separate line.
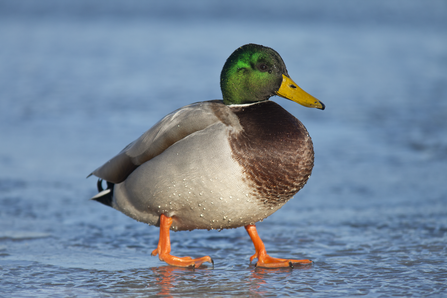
[91, 179, 114, 207]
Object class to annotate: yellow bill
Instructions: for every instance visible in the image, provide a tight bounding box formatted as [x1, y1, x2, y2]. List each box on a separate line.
[276, 74, 325, 110]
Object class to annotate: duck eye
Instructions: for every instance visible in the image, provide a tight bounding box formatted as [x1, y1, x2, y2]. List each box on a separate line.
[259, 64, 268, 72]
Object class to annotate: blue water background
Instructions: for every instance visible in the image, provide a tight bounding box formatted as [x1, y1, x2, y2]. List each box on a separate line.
[1, 0, 446, 296]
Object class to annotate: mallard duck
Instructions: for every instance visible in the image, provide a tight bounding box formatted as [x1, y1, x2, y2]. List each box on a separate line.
[89, 43, 325, 268]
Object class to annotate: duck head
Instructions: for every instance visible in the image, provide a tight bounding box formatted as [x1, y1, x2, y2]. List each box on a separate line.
[220, 43, 325, 110]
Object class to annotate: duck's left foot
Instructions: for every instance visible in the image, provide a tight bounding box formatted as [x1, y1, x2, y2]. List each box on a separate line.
[245, 224, 312, 268]
[249, 253, 312, 268]
[152, 214, 213, 268]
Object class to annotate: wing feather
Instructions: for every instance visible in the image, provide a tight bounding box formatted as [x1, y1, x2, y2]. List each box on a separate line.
[90, 101, 225, 183]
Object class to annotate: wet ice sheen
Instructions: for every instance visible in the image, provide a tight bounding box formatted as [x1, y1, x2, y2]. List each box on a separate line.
[1, 1, 447, 297]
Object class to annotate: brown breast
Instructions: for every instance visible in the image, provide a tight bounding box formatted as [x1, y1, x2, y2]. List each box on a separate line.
[229, 100, 314, 208]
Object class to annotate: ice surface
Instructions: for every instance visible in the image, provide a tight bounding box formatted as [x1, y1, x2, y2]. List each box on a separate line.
[1, 0, 446, 296]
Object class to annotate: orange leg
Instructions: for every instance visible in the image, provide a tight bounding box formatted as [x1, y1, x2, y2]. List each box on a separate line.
[245, 224, 312, 268]
[151, 214, 213, 268]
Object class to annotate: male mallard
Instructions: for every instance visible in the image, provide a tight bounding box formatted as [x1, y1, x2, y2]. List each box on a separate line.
[89, 43, 325, 268]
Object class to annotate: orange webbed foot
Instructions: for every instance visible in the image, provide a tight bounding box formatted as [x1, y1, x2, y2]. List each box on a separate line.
[245, 225, 312, 268]
[152, 248, 213, 268]
[249, 252, 312, 268]
[153, 214, 213, 268]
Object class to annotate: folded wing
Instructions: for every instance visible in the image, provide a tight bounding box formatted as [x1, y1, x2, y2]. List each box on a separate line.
[90, 101, 224, 183]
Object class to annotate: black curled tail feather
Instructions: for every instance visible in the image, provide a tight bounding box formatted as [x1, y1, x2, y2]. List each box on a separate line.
[91, 179, 115, 207]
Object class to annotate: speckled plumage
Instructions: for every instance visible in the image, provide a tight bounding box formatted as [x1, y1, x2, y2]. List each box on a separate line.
[229, 100, 314, 208]
[91, 100, 314, 231]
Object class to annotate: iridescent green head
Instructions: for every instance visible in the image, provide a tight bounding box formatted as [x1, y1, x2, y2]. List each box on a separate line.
[220, 44, 286, 105]
[220, 44, 325, 110]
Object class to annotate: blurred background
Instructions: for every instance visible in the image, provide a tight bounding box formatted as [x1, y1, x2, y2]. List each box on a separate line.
[1, 0, 446, 297]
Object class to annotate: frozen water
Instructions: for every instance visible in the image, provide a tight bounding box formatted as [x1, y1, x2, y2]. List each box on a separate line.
[1, 0, 446, 296]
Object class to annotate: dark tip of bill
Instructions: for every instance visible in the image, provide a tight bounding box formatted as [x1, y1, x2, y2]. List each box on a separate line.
[319, 101, 326, 110]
